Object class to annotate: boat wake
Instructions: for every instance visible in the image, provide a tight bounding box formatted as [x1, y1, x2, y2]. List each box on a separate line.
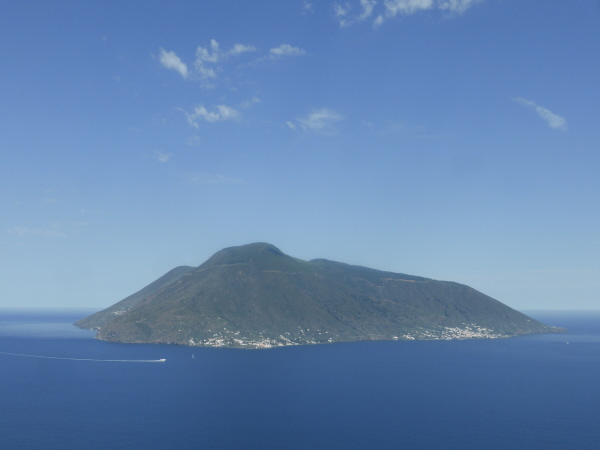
[0, 351, 166, 363]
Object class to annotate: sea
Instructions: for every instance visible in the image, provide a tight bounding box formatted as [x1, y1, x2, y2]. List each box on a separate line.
[0, 310, 598, 450]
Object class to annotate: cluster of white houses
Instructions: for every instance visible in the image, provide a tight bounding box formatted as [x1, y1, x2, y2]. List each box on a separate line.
[185, 323, 506, 348]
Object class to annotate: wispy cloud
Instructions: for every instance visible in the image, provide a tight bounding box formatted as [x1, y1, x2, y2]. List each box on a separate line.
[159, 40, 257, 82]
[153, 150, 171, 163]
[195, 62, 217, 80]
[228, 43, 257, 57]
[269, 44, 306, 58]
[184, 104, 240, 128]
[382, 0, 434, 17]
[303, 2, 315, 13]
[195, 40, 256, 63]
[160, 41, 305, 85]
[159, 48, 189, 79]
[438, 0, 483, 14]
[513, 97, 567, 131]
[334, 2, 352, 26]
[292, 108, 344, 133]
[194, 39, 257, 80]
[195, 39, 220, 63]
[186, 135, 201, 146]
[358, 0, 377, 20]
[240, 97, 260, 108]
[332, 0, 483, 27]
[335, 0, 377, 27]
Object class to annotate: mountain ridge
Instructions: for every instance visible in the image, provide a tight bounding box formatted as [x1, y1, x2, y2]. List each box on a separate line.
[76, 243, 564, 348]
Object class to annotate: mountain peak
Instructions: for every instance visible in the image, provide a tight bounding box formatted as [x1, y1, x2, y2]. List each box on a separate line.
[198, 242, 295, 270]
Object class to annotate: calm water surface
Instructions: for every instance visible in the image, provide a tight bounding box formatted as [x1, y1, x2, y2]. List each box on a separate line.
[1, 310, 598, 449]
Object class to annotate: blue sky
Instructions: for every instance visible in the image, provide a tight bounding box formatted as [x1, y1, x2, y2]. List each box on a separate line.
[1, 0, 599, 310]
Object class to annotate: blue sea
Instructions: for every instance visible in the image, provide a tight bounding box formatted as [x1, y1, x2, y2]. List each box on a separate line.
[1, 311, 599, 449]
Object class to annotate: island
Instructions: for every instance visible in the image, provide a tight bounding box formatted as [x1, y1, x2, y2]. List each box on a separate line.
[75, 243, 565, 348]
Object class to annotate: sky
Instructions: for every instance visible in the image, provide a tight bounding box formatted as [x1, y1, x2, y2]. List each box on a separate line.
[1, 0, 599, 311]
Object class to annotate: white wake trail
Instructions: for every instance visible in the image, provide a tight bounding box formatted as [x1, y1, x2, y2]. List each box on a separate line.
[0, 351, 166, 363]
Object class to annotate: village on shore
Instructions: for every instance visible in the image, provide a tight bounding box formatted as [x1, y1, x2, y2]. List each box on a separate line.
[187, 324, 507, 349]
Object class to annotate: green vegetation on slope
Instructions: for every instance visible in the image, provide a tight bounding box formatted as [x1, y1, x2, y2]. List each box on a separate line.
[75, 265, 195, 329]
[76, 243, 563, 348]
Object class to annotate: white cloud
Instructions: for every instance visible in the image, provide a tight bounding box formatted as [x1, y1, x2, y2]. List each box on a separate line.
[194, 40, 256, 79]
[270, 44, 306, 58]
[164, 40, 302, 85]
[196, 39, 221, 63]
[384, 0, 434, 16]
[513, 97, 567, 131]
[373, 14, 385, 26]
[295, 108, 344, 133]
[358, 0, 377, 20]
[333, 3, 352, 27]
[196, 64, 217, 80]
[240, 97, 260, 108]
[185, 104, 240, 128]
[438, 0, 483, 14]
[228, 44, 257, 57]
[195, 40, 257, 62]
[360, 0, 481, 26]
[335, 0, 376, 27]
[303, 2, 315, 13]
[159, 48, 189, 79]
[195, 41, 219, 80]
[186, 135, 201, 146]
[154, 151, 171, 163]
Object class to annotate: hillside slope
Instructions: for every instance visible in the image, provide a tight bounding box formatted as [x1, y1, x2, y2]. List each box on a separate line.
[76, 243, 563, 348]
[75, 265, 195, 329]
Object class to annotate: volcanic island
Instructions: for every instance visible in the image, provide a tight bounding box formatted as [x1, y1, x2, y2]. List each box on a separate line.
[76, 243, 565, 348]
